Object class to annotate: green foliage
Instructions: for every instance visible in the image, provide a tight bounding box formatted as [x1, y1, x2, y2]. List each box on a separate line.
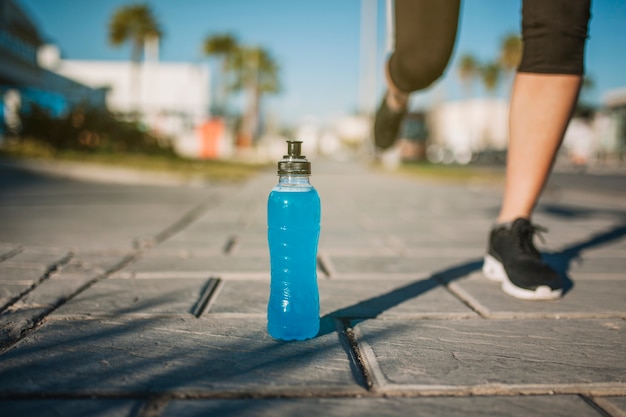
[499, 33, 523, 73]
[203, 34, 280, 96]
[226, 46, 281, 94]
[108, 3, 163, 62]
[203, 33, 238, 60]
[18, 105, 176, 156]
[0, 138, 269, 182]
[480, 62, 502, 94]
[457, 33, 521, 96]
[458, 53, 479, 95]
[202, 33, 280, 142]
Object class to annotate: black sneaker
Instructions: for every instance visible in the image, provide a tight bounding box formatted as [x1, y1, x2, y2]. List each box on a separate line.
[373, 92, 406, 150]
[483, 218, 563, 300]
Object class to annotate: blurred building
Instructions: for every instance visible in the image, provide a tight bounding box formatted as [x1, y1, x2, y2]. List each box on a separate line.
[397, 111, 428, 161]
[0, 0, 41, 87]
[426, 98, 508, 164]
[0, 0, 105, 120]
[559, 88, 626, 168]
[2, 0, 222, 158]
[600, 87, 626, 161]
[423, 92, 625, 167]
[38, 43, 221, 158]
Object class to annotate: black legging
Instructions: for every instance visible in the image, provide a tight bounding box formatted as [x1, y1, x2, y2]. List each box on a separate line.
[389, 0, 591, 93]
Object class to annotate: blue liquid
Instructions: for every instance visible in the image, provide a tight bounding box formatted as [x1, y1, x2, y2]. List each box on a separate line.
[267, 186, 320, 340]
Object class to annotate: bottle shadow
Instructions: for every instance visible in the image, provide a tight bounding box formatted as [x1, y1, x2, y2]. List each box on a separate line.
[317, 223, 626, 337]
[317, 259, 483, 337]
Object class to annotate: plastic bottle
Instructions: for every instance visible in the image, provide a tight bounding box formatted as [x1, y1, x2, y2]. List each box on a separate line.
[267, 140, 321, 340]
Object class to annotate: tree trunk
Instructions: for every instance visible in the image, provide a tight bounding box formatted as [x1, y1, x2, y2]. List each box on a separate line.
[130, 40, 143, 118]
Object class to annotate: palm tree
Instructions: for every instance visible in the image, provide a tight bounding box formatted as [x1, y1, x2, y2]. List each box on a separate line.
[202, 33, 280, 146]
[477, 61, 502, 148]
[457, 53, 479, 97]
[203, 33, 238, 64]
[203, 33, 239, 115]
[108, 3, 162, 115]
[231, 46, 280, 146]
[499, 33, 522, 90]
[480, 62, 501, 96]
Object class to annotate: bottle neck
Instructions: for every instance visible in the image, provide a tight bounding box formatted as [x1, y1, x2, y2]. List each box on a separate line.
[278, 174, 311, 185]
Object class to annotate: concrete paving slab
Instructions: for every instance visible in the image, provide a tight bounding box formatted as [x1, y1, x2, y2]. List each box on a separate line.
[126, 256, 270, 274]
[526, 208, 623, 246]
[207, 280, 266, 315]
[321, 246, 401, 257]
[208, 278, 476, 318]
[452, 273, 626, 318]
[593, 396, 626, 417]
[0, 271, 106, 348]
[356, 318, 626, 392]
[232, 247, 271, 257]
[0, 306, 48, 347]
[19, 272, 101, 308]
[150, 240, 229, 253]
[331, 256, 482, 275]
[150, 231, 268, 256]
[0, 171, 215, 251]
[395, 215, 491, 233]
[233, 231, 267, 248]
[400, 248, 485, 258]
[548, 229, 626, 254]
[0, 317, 361, 395]
[51, 277, 210, 317]
[0, 283, 31, 307]
[1, 250, 69, 268]
[320, 278, 476, 318]
[0, 399, 142, 417]
[142, 248, 225, 260]
[573, 247, 626, 259]
[0, 266, 46, 283]
[318, 234, 396, 251]
[0, 267, 51, 324]
[158, 225, 242, 245]
[60, 254, 130, 275]
[161, 395, 604, 417]
[545, 255, 626, 275]
[0, 243, 21, 259]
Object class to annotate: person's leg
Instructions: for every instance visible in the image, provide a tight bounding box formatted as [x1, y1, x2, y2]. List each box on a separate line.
[389, 0, 460, 94]
[497, 73, 582, 222]
[498, 0, 590, 222]
[374, 0, 460, 150]
[484, 0, 591, 300]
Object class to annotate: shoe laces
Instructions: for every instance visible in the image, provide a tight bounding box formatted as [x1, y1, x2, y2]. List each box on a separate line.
[516, 221, 548, 257]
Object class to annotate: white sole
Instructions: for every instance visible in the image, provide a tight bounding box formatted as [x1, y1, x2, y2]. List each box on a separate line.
[482, 254, 506, 282]
[482, 254, 562, 301]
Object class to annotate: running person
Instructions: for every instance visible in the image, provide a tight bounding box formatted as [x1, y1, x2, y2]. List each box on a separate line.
[374, 0, 591, 300]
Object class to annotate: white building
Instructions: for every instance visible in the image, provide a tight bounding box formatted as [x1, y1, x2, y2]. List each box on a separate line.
[37, 43, 230, 159]
[1, 0, 105, 123]
[427, 98, 509, 164]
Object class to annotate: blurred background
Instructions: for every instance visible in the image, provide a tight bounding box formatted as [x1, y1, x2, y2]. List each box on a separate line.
[1, 0, 625, 168]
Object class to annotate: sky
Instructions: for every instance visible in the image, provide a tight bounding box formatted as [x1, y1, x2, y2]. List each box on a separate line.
[18, 0, 626, 128]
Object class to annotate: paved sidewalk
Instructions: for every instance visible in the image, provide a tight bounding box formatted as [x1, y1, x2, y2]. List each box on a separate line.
[0, 158, 625, 417]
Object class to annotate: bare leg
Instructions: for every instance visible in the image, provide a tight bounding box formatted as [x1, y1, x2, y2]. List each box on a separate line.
[497, 73, 582, 223]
